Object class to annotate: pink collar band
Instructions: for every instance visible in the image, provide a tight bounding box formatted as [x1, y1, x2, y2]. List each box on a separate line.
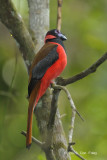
[45, 35, 56, 43]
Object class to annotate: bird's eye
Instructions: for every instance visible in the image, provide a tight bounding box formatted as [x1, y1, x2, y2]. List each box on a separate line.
[55, 29, 60, 34]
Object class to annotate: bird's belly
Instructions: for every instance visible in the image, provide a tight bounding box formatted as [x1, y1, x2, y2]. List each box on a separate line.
[43, 42, 67, 81]
[42, 52, 67, 82]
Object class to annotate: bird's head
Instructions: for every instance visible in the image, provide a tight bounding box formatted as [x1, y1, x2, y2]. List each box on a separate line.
[45, 29, 67, 43]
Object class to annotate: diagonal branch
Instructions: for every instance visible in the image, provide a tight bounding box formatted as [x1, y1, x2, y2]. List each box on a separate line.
[21, 130, 56, 160]
[68, 147, 86, 160]
[0, 0, 36, 69]
[53, 85, 84, 121]
[56, 52, 107, 86]
[21, 131, 43, 148]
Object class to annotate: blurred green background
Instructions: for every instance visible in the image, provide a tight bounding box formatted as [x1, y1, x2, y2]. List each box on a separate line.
[0, 0, 107, 160]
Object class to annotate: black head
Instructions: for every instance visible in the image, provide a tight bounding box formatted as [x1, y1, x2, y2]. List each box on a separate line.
[45, 29, 67, 42]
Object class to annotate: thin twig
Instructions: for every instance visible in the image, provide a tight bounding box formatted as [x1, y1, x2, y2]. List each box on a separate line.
[59, 113, 67, 119]
[68, 146, 86, 160]
[57, 0, 63, 31]
[67, 99, 86, 160]
[56, 52, 107, 86]
[52, 85, 84, 121]
[21, 131, 43, 148]
[69, 108, 76, 144]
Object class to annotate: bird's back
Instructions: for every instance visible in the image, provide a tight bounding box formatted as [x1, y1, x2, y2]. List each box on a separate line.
[29, 43, 57, 83]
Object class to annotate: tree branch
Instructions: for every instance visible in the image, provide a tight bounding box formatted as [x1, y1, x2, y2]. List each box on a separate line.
[52, 85, 84, 121]
[28, 0, 49, 52]
[46, 89, 60, 147]
[0, 0, 36, 69]
[21, 131, 43, 148]
[42, 89, 60, 160]
[68, 147, 86, 160]
[56, 52, 107, 86]
[21, 130, 56, 160]
[51, 85, 86, 160]
[45, 88, 70, 160]
[51, 85, 76, 143]
[57, 0, 63, 31]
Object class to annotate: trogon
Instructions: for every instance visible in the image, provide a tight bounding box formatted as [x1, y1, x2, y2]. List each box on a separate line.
[26, 29, 67, 148]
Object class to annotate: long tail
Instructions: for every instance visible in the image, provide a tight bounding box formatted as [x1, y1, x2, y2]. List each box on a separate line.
[26, 79, 49, 149]
[26, 81, 41, 149]
[26, 93, 35, 149]
[26, 107, 33, 148]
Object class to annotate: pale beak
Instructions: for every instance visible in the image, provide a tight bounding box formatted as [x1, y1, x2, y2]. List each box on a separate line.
[58, 33, 67, 41]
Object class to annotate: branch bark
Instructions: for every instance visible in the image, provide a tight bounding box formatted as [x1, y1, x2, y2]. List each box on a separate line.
[56, 52, 107, 86]
[46, 89, 60, 148]
[0, 0, 36, 69]
[21, 131, 43, 148]
[57, 0, 63, 31]
[28, 0, 49, 52]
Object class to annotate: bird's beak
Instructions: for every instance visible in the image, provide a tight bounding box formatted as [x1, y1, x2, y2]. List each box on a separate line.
[58, 33, 67, 41]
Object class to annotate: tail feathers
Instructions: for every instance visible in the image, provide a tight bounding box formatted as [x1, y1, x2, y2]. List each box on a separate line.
[26, 89, 37, 148]
[26, 104, 34, 149]
[26, 81, 41, 149]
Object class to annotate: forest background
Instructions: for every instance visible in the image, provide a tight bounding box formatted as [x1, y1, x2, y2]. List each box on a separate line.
[0, 0, 107, 160]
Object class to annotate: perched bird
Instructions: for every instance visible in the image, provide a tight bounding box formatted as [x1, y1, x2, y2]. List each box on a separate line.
[26, 29, 67, 148]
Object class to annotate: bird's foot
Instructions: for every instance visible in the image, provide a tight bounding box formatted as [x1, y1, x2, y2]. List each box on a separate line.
[50, 81, 56, 88]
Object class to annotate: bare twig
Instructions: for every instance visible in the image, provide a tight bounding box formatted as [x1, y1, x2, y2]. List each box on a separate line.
[56, 52, 107, 86]
[68, 108, 76, 144]
[21, 129, 56, 160]
[21, 131, 43, 148]
[68, 146, 86, 160]
[57, 0, 63, 31]
[52, 85, 84, 121]
[59, 113, 67, 119]
[67, 97, 86, 160]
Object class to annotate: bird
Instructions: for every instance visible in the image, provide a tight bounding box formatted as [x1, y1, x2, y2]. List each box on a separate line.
[26, 29, 67, 149]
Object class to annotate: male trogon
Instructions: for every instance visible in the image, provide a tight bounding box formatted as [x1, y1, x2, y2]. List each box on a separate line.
[26, 29, 67, 148]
